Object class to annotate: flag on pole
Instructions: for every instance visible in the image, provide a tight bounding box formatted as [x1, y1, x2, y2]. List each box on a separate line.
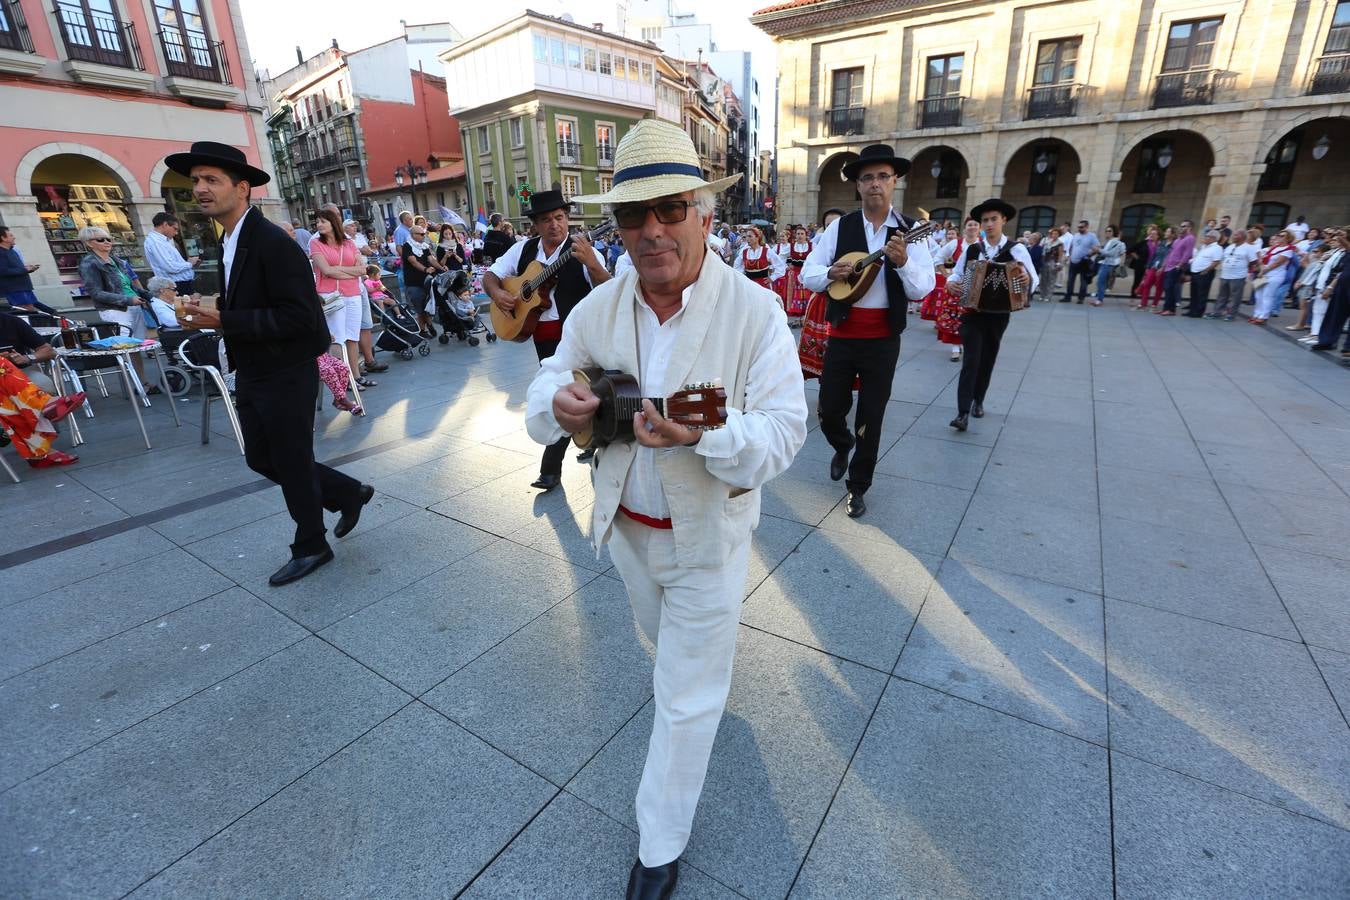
[476, 209, 489, 234]
[439, 206, 466, 227]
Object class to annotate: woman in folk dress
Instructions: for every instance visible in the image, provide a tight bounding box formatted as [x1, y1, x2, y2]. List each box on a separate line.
[781, 224, 815, 320]
[733, 227, 786, 294]
[932, 218, 980, 361]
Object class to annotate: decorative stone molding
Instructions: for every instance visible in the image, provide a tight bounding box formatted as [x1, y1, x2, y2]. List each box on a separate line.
[61, 59, 155, 92]
[14, 142, 144, 197]
[0, 48, 45, 77]
[162, 76, 242, 107]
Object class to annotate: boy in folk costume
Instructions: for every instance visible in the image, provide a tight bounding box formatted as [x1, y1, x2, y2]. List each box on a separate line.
[946, 199, 1039, 431]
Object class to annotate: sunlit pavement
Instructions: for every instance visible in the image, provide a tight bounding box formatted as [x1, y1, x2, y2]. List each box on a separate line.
[2, 299, 1348, 898]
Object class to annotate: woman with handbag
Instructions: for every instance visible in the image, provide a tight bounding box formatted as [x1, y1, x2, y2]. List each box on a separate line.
[1250, 231, 1297, 325]
[77, 225, 157, 387]
[309, 208, 371, 389]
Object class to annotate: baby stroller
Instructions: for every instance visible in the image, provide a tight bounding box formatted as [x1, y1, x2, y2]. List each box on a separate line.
[429, 270, 497, 347]
[373, 295, 432, 360]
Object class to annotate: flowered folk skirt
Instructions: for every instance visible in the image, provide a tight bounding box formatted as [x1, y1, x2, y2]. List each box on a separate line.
[0, 358, 57, 460]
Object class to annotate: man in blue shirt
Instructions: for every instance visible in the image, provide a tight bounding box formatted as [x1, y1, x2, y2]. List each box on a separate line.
[1062, 219, 1101, 303]
[143, 212, 199, 295]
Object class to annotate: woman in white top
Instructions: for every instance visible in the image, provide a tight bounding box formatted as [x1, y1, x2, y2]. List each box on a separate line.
[1302, 229, 1346, 342]
[1093, 225, 1127, 306]
[733, 227, 786, 292]
[1250, 231, 1297, 324]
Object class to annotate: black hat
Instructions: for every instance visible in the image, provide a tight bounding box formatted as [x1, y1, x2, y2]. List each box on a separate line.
[969, 198, 1017, 221]
[524, 190, 570, 219]
[164, 141, 271, 186]
[841, 145, 912, 181]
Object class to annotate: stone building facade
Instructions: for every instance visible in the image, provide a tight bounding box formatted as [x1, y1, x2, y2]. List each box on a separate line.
[753, 0, 1350, 238]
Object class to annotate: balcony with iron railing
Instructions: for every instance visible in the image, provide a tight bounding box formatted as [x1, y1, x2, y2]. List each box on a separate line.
[1151, 69, 1215, 109]
[917, 96, 963, 129]
[826, 106, 865, 137]
[158, 29, 229, 84]
[557, 139, 579, 164]
[54, 5, 143, 70]
[0, 0, 37, 55]
[597, 145, 614, 168]
[1308, 53, 1350, 95]
[1025, 84, 1079, 120]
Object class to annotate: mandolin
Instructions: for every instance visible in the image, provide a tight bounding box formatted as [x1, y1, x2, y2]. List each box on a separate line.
[825, 219, 941, 304]
[490, 223, 615, 342]
[570, 366, 728, 449]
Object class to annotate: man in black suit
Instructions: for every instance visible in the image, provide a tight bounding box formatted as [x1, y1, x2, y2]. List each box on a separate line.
[169, 142, 373, 586]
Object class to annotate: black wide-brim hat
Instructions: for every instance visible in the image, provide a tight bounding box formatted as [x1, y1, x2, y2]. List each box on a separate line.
[970, 198, 1018, 221]
[841, 144, 912, 181]
[525, 190, 570, 219]
[164, 141, 271, 186]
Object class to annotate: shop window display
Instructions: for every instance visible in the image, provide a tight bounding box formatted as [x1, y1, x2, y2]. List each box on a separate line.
[35, 183, 143, 295]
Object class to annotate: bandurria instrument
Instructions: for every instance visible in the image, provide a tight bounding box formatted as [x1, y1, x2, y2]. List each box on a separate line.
[491, 222, 615, 342]
[826, 219, 941, 304]
[959, 259, 1031, 312]
[570, 366, 728, 449]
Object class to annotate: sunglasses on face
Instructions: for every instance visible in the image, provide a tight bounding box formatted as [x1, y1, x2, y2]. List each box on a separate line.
[90, 237, 113, 242]
[612, 199, 694, 229]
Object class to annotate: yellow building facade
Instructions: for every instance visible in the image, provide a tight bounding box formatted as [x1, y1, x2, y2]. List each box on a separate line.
[753, 0, 1350, 237]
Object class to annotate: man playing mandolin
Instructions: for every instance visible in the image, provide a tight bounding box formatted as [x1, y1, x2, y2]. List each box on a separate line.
[801, 144, 936, 519]
[525, 119, 808, 900]
[487, 190, 610, 491]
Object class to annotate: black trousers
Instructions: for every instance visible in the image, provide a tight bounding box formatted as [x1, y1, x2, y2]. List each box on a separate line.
[235, 360, 362, 558]
[1185, 271, 1215, 317]
[1063, 260, 1092, 301]
[957, 313, 1010, 415]
[534, 337, 571, 477]
[818, 334, 901, 495]
[1317, 274, 1350, 349]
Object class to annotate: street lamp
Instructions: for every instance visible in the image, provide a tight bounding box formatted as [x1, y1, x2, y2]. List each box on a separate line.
[930, 159, 942, 179]
[393, 160, 429, 214]
[1156, 144, 1174, 170]
[1034, 150, 1050, 174]
[1313, 134, 1331, 160]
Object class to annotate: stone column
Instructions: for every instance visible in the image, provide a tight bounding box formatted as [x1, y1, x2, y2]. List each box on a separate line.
[0, 195, 71, 311]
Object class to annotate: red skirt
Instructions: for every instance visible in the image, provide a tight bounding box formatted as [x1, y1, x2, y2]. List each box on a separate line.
[935, 281, 963, 346]
[919, 272, 945, 320]
[798, 292, 828, 379]
[784, 265, 812, 317]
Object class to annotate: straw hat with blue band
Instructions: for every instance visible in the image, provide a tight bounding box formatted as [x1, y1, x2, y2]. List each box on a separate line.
[573, 119, 741, 206]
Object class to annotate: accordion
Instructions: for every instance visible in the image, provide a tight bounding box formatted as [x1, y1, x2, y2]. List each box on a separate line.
[960, 260, 1031, 312]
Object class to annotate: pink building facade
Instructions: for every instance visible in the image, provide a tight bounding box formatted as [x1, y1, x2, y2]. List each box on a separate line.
[0, 0, 280, 308]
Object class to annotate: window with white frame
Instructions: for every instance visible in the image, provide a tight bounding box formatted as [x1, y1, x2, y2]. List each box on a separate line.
[566, 43, 581, 69]
[562, 173, 581, 197]
[484, 181, 496, 209]
[477, 127, 490, 155]
[584, 48, 597, 71]
[595, 124, 614, 162]
[533, 34, 547, 62]
[599, 52, 612, 76]
[549, 37, 564, 66]
[598, 174, 613, 194]
[556, 118, 578, 161]
[509, 117, 524, 147]
[641, 62, 653, 83]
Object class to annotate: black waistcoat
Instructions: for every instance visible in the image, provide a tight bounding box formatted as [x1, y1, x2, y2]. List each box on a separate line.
[964, 240, 1017, 314]
[828, 210, 914, 336]
[517, 236, 591, 322]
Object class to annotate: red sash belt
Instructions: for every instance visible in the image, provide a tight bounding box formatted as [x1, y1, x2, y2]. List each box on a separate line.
[618, 504, 674, 529]
[828, 306, 891, 339]
[532, 319, 563, 342]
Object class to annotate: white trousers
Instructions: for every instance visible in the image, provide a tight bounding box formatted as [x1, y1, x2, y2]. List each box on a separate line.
[607, 514, 751, 867]
[1253, 277, 1288, 320]
[1310, 295, 1330, 336]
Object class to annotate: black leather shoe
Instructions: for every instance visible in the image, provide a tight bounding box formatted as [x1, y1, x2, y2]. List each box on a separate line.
[949, 414, 969, 432]
[576, 447, 595, 463]
[971, 401, 984, 418]
[268, 549, 334, 586]
[334, 484, 374, 539]
[626, 859, 678, 900]
[530, 474, 560, 491]
[829, 448, 849, 482]
[846, 492, 866, 518]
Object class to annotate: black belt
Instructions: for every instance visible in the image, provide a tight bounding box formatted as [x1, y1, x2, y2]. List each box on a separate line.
[746, 269, 769, 279]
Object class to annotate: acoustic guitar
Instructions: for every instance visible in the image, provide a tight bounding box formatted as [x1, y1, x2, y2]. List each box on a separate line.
[825, 219, 941, 304]
[570, 366, 728, 450]
[490, 223, 615, 342]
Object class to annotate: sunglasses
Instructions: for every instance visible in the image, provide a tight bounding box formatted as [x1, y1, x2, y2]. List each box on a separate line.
[613, 200, 693, 230]
[90, 237, 113, 242]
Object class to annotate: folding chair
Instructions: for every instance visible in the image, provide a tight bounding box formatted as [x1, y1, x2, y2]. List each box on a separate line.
[176, 333, 245, 455]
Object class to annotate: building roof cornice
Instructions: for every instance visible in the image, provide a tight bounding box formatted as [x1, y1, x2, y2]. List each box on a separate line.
[751, 0, 961, 37]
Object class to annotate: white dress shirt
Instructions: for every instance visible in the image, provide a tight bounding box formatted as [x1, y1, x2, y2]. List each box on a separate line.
[1219, 243, 1259, 280]
[950, 235, 1040, 295]
[734, 245, 786, 281]
[1189, 242, 1224, 274]
[490, 237, 594, 323]
[221, 206, 253, 292]
[614, 252, 633, 277]
[143, 230, 194, 281]
[525, 263, 807, 520]
[1316, 248, 1344, 290]
[800, 210, 936, 307]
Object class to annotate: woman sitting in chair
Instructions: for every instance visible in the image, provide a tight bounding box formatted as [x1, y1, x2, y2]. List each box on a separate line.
[77, 226, 158, 390]
[0, 312, 85, 468]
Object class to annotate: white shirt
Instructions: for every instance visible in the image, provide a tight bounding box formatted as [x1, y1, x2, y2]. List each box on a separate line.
[734, 245, 786, 281]
[143, 230, 194, 281]
[490, 237, 594, 323]
[949, 235, 1040, 295]
[221, 206, 253, 292]
[939, 237, 971, 265]
[800, 210, 936, 308]
[1249, 236, 1264, 251]
[1189, 242, 1224, 274]
[1316, 248, 1344, 290]
[1286, 221, 1310, 241]
[524, 258, 807, 519]
[614, 252, 633, 277]
[1220, 242, 1259, 280]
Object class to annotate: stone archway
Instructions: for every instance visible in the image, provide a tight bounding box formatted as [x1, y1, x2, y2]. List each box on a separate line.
[1001, 138, 1082, 235]
[817, 151, 859, 222]
[15, 142, 143, 198]
[1250, 116, 1350, 230]
[1109, 129, 1215, 240]
[906, 145, 969, 221]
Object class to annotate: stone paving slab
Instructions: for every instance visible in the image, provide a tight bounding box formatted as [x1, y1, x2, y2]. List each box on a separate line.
[790, 679, 1113, 899]
[0, 638, 407, 898]
[950, 492, 1103, 594]
[1111, 752, 1350, 900]
[129, 703, 554, 899]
